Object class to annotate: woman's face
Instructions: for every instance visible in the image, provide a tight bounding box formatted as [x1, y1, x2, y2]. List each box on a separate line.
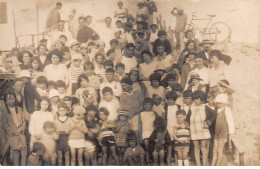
[63, 52, 71, 61]
[23, 53, 31, 64]
[99, 111, 107, 121]
[6, 94, 15, 106]
[129, 71, 138, 82]
[39, 46, 46, 54]
[80, 78, 89, 88]
[55, 41, 62, 49]
[51, 55, 60, 65]
[95, 55, 104, 64]
[187, 43, 195, 51]
[32, 60, 40, 70]
[40, 100, 49, 111]
[143, 53, 152, 63]
[212, 56, 219, 65]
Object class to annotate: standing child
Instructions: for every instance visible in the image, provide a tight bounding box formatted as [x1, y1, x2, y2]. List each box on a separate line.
[31, 57, 44, 85]
[27, 142, 46, 166]
[114, 63, 127, 82]
[39, 121, 59, 166]
[1, 90, 27, 166]
[140, 97, 158, 165]
[49, 89, 60, 116]
[35, 76, 48, 97]
[53, 102, 71, 166]
[97, 107, 119, 166]
[147, 72, 164, 98]
[212, 94, 235, 166]
[55, 80, 67, 100]
[149, 117, 171, 166]
[65, 106, 88, 166]
[173, 110, 190, 166]
[152, 94, 164, 117]
[83, 61, 101, 91]
[114, 109, 131, 164]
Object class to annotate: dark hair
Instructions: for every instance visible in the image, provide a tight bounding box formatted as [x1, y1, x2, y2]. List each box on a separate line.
[36, 76, 48, 84]
[106, 49, 115, 56]
[126, 130, 137, 141]
[129, 69, 139, 81]
[59, 34, 67, 41]
[109, 39, 119, 45]
[102, 86, 113, 95]
[47, 80, 56, 88]
[58, 101, 69, 110]
[31, 57, 42, 71]
[56, 2, 62, 7]
[47, 49, 63, 63]
[105, 68, 115, 74]
[141, 49, 152, 62]
[32, 142, 46, 154]
[115, 20, 122, 24]
[78, 16, 86, 21]
[43, 121, 54, 129]
[192, 90, 206, 101]
[83, 61, 94, 70]
[98, 107, 109, 116]
[125, 43, 135, 49]
[18, 51, 33, 63]
[154, 117, 166, 131]
[78, 74, 89, 87]
[157, 30, 167, 37]
[95, 52, 105, 62]
[185, 29, 194, 38]
[61, 46, 70, 54]
[143, 97, 154, 106]
[63, 96, 72, 101]
[3, 89, 18, 114]
[36, 44, 47, 52]
[56, 80, 66, 88]
[38, 96, 52, 112]
[166, 91, 178, 101]
[182, 90, 193, 98]
[209, 49, 222, 60]
[71, 97, 79, 106]
[104, 60, 114, 68]
[176, 110, 186, 116]
[115, 63, 125, 69]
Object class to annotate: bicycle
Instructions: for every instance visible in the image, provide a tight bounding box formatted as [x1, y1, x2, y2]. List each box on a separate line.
[186, 12, 231, 42]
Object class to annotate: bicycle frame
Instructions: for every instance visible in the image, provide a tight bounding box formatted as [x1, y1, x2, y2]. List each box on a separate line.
[187, 14, 215, 34]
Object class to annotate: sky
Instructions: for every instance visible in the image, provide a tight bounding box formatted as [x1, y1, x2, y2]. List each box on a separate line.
[0, 0, 259, 50]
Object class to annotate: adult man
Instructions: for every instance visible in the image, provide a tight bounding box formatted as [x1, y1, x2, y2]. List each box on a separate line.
[144, 0, 158, 26]
[171, 7, 187, 51]
[46, 2, 62, 29]
[77, 16, 96, 43]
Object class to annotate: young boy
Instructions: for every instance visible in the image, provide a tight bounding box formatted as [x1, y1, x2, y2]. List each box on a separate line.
[181, 90, 193, 115]
[163, 73, 178, 99]
[121, 43, 138, 74]
[152, 94, 164, 117]
[35, 76, 49, 97]
[100, 68, 122, 99]
[172, 83, 183, 105]
[114, 63, 127, 82]
[149, 24, 158, 45]
[99, 87, 120, 121]
[56, 80, 67, 100]
[27, 142, 46, 166]
[83, 61, 100, 91]
[147, 72, 164, 98]
[173, 110, 190, 166]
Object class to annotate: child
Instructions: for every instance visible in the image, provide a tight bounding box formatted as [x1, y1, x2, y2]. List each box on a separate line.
[83, 61, 101, 91]
[65, 106, 88, 166]
[99, 87, 120, 121]
[124, 131, 145, 166]
[216, 79, 234, 109]
[29, 97, 54, 150]
[149, 24, 158, 45]
[189, 90, 211, 166]
[163, 73, 179, 99]
[84, 105, 100, 166]
[152, 94, 164, 117]
[97, 107, 119, 165]
[82, 89, 98, 108]
[100, 68, 123, 99]
[129, 68, 146, 97]
[49, 89, 60, 116]
[114, 109, 131, 164]
[47, 80, 56, 92]
[121, 43, 138, 74]
[186, 73, 206, 92]
[147, 72, 164, 98]
[39, 121, 59, 166]
[75, 74, 98, 106]
[115, 63, 127, 82]
[1, 90, 27, 166]
[27, 142, 46, 166]
[173, 110, 190, 166]
[61, 46, 72, 68]
[53, 102, 71, 166]
[55, 80, 67, 100]
[149, 117, 171, 166]
[31, 57, 44, 85]
[181, 90, 193, 116]
[172, 83, 184, 105]
[212, 94, 235, 166]
[35, 76, 49, 97]
[140, 97, 158, 164]
[68, 54, 84, 95]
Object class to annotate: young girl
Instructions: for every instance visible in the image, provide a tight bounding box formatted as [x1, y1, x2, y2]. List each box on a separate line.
[152, 94, 164, 117]
[31, 57, 44, 85]
[75, 74, 98, 106]
[65, 106, 88, 166]
[53, 102, 71, 166]
[97, 107, 119, 166]
[140, 97, 158, 165]
[29, 97, 54, 150]
[1, 90, 27, 166]
[27, 142, 46, 166]
[216, 79, 234, 109]
[147, 72, 164, 98]
[149, 117, 171, 166]
[39, 121, 59, 166]
[93, 52, 106, 80]
[114, 109, 131, 164]
[49, 89, 60, 116]
[56, 80, 67, 100]
[35, 76, 48, 97]
[129, 68, 146, 97]
[212, 94, 235, 166]
[83, 61, 101, 91]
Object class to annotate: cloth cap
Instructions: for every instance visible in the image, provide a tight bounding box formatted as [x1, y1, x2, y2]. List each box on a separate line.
[199, 39, 214, 45]
[49, 89, 59, 98]
[121, 77, 133, 85]
[70, 39, 80, 47]
[73, 106, 86, 114]
[215, 94, 229, 104]
[19, 70, 31, 78]
[188, 73, 203, 84]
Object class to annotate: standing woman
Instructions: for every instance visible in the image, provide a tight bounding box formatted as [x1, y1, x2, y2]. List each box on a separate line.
[44, 49, 69, 86]
[1, 90, 27, 165]
[36, 44, 51, 71]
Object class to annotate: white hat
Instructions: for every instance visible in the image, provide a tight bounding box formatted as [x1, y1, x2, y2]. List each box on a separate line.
[49, 89, 59, 99]
[71, 53, 82, 61]
[215, 94, 229, 104]
[70, 39, 80, 48]
[19, 70, 31, 78]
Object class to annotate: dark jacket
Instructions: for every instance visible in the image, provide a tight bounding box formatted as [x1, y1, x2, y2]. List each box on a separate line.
[24, 82, 41, 114]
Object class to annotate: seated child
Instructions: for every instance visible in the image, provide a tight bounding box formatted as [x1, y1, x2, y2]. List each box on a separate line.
[83, 61, 101, 91]
[56, 80, 67, 100]
[147, 72, 164, 98]
[114, 63, 127, 82]
[149, 117, 171, 166]
[35, 76, 48, 97]
[173, 110, 190, 166]
[124, 131, 145, 166]
[27, 142, 46, 166]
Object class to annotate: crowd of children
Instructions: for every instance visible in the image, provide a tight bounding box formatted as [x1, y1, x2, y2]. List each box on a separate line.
[0, 0, 236, 166]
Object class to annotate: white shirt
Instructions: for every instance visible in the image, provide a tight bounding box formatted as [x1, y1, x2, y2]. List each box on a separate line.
[140, 111, 156, 133]
[100, 81, 122, 98]
[187, 66, 210, 86]
[121, 56, 138, 74]
[44, 64, 69, 85]
[121, 32, 135, 44]
[166, 105, 178, 140]
[99, 99, 120, 121]
[209, 61, 231, 87]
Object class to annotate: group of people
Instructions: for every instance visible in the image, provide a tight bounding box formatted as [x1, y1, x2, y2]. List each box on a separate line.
[0, 0, 236, 166]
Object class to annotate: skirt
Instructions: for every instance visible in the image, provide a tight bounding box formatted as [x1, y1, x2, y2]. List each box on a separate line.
[68, 139, 86, 148]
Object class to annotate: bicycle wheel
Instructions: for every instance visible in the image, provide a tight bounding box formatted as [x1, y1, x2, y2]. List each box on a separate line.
[185, 24, 196, 38]
[209, 22, 231, 42]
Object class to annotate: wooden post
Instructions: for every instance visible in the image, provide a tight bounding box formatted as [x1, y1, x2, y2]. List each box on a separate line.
[12, 10, 17, 48]
[36, 6, 39, 43]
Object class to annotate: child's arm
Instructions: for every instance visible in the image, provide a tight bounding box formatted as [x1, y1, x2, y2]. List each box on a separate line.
[52, 132, 59, 140]
[77, 122, 88, 134]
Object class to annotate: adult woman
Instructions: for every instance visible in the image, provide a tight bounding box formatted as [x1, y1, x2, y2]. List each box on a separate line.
[178, 40, 198, 68]
[37, 44, 51, 71]
[44, 49, 69, 86]
[15, 51, 33, 78]
[93, 52, 106, 81]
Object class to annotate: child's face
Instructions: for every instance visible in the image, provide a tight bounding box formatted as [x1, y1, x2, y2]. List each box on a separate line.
[73, 59, 82, 67]
[144, 103, 153, 111]
[150, 26, 157, 32]
[157, 46, 165, 55]
[37, 83, 47, 90]
[153, 95, 162, 105]
[143, 54, 152, 63]
[51, 96, 60, 103]
[159, 35, 166, 42]
[126, 47, 135, 57]
[195, 58, 204, 69]
[60, 37, 67, 45]
[129, 71, 138, 82]
[58, 107, 67, 117]
[103, 92, 113, 102]
[194, 98, 202, 106]
[99, 111, 107, 121]
[116, 67, 125, 75]
[177, 114, 186, 124]
[64, 100, 72, 110]
[188, 54, 195, 62]
[57, 86, 65, 94]
[6, 94, 15, 106]
[129, 139, 137, 148]
[176, 91, 182, 97]
[40, 100, 49, 111]
[207, 97, 214, 107]
[110, 43, 118, 50]
[216, 102, 226, 109]
[105, 72, 114, 82]
[167, 79, 176, 87]
[166, 98, 175, 106]
[183, 97, 192, 105]
[13, 81, 24, 93]
[51, 55, 60, 65]
[37, 148, 45, 156]
[55, 42, 62, 49]
[115, 32, 122, 39]
[96, 55, 104, 64]
[23, 53, 31, 64]
[119, 115, 127, 122]
[88, 110, 96, 118]
[151, 80, 160, 88]
[108, 53, 116, 61]
[121, 83, 131, 92]
[116, 22, 122, 28]
[32, 60, 40, 70]
[44, 127, 54, 135]
[71, 44, 79, 51]
[85, 67, 94, 76]
[75, 113, 84, 120]
[80, 78, 88, 88]
[39, 46, 47, 54]
[63, 52, 71, 61]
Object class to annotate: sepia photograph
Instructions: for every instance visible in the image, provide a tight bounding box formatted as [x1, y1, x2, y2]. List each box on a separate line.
[0, 0, 259, 166]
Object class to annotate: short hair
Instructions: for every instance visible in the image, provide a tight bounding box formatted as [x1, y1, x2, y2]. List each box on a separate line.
[78, 16, 86, 21]
[115, 63, 125, 69]
[98, 107, 109, 116]
[157, 30, 167, 37]
[63, 96, 72, 101]
[156, 41, 165, 48]
[71, 97, 79, 106]
[36, 44, 47, 52]
[102, 86, 113, 95]
[105, 16, 112, 21]
[47, 49, 63, 62]
[153, 117, 166, 130]
[104, 60, 114, 68]
[105, 68, 115, 74]
[59, 34, 67, 41]
[141, 49, 152, 61]
[43, 121, 54, 129]
[176, 110, 186, 116]
[36, 76, 48, 84]
[56, 2, 62, 7]
[61, 46, 70, 54]
[209, 49, 222, 60]
[115, 20, 122, 24]
[18, 51, 33, 63]
[86, 105, 98, 114]
[83, 61, 94, 70]
[109, 39, 119, 45]
[192, 90, 206, 101]
[182, 90, 193, 98]
[47, 80, 56, 88]
[143, 97, 154, 106]
[185, 29, 194, 38]
[56, 80, 66, 88]
[166, 91, 178, 101]
[78, 74, 89, 87]
[125, 43, 135, 49]
[31, 57, 41, 71]
[106, 49, 115, 56]
[95, 52, 105, 61]
[58, 101, 69, 110]
[32, 142, 46, 154]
